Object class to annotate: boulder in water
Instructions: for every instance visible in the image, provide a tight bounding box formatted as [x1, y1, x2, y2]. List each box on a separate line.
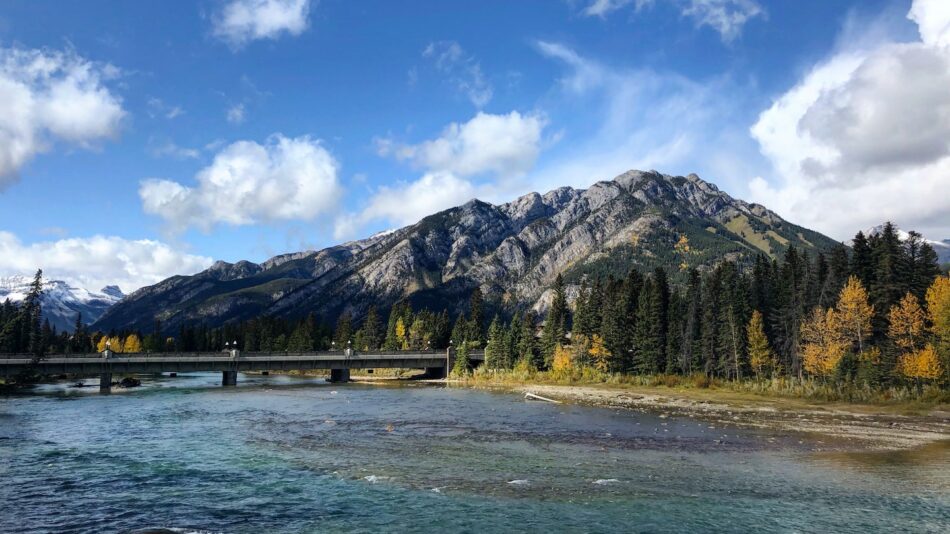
[119, 377, 141, 388]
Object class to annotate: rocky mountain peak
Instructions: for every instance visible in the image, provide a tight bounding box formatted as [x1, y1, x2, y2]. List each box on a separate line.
[93, 170, 841, 335]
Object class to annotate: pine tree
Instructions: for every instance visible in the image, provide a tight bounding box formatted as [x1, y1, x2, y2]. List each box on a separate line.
[467, 288, 485, 347]
[334, 312, 353, 347]
[363, 306, 382, 350]
[484, 315, 507, 369]
[540, 274, 567, 367]
[518, 311, 539, 369]
[452, 341, 470, 376]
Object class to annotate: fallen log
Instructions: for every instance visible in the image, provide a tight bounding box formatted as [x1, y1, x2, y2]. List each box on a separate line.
[524, 392, 561, 404]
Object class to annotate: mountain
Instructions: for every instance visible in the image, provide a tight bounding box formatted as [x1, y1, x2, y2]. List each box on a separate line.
[0, 276, 125, 332]
[865, 225, 950, 264]
[93, 170, 841, 334]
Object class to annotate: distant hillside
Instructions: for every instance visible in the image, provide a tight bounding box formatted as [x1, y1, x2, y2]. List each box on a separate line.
[93, 170, 841, 334]
[0, 276, 124, 332]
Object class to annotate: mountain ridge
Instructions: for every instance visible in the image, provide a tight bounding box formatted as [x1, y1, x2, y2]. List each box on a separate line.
[93, 170, 842, 334]
[0, 276, 124, 333]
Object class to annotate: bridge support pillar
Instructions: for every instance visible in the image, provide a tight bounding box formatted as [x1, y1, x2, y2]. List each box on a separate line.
[222, 371, 238, 386]
[329, 368, 350, 383]
[99, 373, 112, 393]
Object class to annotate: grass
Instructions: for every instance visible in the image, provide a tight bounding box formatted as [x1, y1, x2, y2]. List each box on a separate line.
[453, 367, 950, 411]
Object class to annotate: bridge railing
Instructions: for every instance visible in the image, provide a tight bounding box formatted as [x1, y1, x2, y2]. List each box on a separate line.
[0, 350, 483, 360]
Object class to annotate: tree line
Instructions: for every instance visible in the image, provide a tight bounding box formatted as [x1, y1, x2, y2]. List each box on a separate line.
[2, 223, 948, 391]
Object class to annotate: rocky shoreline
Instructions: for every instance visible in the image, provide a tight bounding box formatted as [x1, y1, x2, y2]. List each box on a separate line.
[502, 384, 950, 451]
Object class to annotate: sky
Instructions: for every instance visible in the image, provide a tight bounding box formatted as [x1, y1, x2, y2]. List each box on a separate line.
[1, 0, 948, 293]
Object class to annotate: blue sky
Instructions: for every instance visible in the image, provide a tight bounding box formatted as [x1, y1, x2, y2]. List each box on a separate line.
[0, 0, 947, 292]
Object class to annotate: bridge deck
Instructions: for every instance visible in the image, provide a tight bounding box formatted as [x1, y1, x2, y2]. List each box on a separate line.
[0, 351, 482, 378]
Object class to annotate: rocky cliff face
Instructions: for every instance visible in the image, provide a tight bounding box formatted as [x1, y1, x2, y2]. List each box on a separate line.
[93, 170, 840, 333]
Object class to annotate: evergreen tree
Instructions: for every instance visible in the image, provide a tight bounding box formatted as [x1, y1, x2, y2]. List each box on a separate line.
[334, 311, 353, 346]
[540, 273, 567, 367]
[362, 306, 382, 350]
[484, 315, 507, 369]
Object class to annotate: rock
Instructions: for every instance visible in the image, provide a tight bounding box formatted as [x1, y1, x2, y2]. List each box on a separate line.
[119, 377, 141, 388]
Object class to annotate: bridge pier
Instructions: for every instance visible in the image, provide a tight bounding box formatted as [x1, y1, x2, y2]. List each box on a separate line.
[99, 373, 112, 393]
[222, 371, 238, 386]
[328, 368, 350, 382]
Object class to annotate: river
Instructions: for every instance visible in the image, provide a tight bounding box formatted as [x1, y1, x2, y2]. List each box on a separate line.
[1, 373, 948, 533]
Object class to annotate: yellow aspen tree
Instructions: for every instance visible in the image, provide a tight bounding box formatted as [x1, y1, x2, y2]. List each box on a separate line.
[888, 293, 926, 352]
[747, 310, 774, 379]
[801, 307, 848, 378]
[588, 334, 611, 373]
[108, 336, 123, 353]
[899, 344, 943, 383]
[123, 334, 143, 353]
[551, 344, 574, 376]
[836, 276, 874, 355]
[96, 336, 109, 353]
[926, 275, 950, 367]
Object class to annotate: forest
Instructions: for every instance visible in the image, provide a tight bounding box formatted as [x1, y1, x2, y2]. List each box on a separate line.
[2, 222, 948, 392]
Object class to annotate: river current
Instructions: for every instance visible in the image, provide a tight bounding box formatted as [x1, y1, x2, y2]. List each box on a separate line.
[1, 373, 948, 533]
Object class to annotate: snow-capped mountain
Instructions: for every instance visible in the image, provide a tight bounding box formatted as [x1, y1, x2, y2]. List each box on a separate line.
[865, 225, 950, 264]
[0, 276, 125, 333]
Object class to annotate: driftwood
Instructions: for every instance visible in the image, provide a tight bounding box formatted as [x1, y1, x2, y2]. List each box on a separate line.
[524, 392, 561, 404]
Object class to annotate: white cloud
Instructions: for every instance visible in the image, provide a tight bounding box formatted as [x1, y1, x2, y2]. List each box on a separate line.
[227, 103, 246, 124]
[0, 46, 125, 186]
[422, 41, 493, 108]
[531, 40, 758, 195]
[148, 139, 201, 160]
[140, 134, 343, 233]
[749, 0, 950, 239]
[0, 231, 212, 293]
[377, 111, 546, 178]
[212, 0, 311, 48]
[338, 111, 547, 239]
[335, 172, 477, 239]
[581, 0, 764, 42]
[147, 97, 184, 119]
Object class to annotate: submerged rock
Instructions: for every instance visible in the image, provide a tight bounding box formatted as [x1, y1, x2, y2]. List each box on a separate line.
[119, 377, 141, 388]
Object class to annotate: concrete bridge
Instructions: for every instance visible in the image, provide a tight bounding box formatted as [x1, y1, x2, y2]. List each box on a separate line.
[0, 348, 483, 392]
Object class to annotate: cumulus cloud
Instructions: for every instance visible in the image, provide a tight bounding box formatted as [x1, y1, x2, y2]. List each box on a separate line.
[337, 111, 547, 239]
[749, 0, 950, 239]
[377, 111, 546, 178]
[335, 172, 477, 239]
[422, 41, 493, 108]
[0, 46, 125, 186]
[212, 0, 311, 48]
[0, 231, 212, 293]
[140, 134, 343, 233]
[582, 0, 764, 42]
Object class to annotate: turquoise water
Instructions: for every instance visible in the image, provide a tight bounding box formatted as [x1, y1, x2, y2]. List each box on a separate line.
[1, 374, 948, 533]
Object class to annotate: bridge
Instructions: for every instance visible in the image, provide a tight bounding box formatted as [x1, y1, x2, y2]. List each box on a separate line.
[0, 348, 483, 392]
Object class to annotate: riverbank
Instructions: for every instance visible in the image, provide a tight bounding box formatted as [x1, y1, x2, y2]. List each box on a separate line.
[336, 369, 950, 451]
[439, 378, 950, 451]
